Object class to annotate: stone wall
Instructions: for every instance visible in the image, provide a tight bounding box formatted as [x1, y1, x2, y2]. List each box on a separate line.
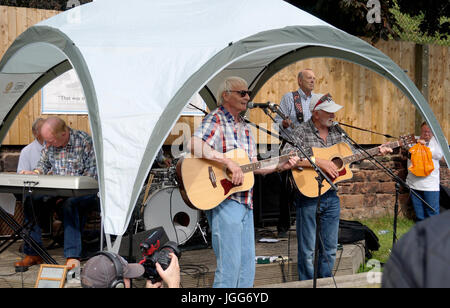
[0, 146, 21, 172]
[338, 153, 449, 220]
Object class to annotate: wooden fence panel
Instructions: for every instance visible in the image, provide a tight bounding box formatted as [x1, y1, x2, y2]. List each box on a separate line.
[250, 40, 449, 145]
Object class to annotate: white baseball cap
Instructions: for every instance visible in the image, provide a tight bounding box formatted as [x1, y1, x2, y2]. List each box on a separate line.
[310, 93, 343, 113]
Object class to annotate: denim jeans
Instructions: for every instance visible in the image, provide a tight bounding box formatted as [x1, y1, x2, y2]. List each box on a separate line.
[295, 190, 340, 281]
[62, 194, 99, 258]
[205, 199, 255, 288]
[410, 189, 440, 222]
[22, 195, 54, 256]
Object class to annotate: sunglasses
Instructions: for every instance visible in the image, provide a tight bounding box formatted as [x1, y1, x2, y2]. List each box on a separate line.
[228, 90, 252, 97]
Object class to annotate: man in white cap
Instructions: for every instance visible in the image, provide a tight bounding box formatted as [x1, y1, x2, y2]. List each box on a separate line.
[283, 93, 392, 281]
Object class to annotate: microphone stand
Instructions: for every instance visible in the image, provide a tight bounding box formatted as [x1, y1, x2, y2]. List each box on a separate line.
[337, 122, 397, 139]
[260, 106, 338, 288]
[333, 124, 435, 246]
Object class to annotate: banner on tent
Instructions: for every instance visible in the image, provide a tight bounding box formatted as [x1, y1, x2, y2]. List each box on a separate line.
[41, 70, 87, 114]
[41, 70, 206, 116]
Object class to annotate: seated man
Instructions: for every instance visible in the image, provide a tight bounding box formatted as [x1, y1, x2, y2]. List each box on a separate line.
[19, 117, 98, 269]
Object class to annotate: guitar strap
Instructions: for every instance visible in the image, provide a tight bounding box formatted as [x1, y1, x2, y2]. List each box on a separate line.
[292, 91, 304, 124]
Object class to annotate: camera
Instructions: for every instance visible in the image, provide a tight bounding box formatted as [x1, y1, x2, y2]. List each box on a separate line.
[139, 228, 181, 283]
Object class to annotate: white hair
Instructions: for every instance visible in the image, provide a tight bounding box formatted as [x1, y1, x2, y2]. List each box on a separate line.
[216, 76, 248, 106]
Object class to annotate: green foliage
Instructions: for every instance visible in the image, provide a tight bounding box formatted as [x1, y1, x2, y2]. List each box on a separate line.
[390, 1, 450, 46]
[0, 0, 92, 11]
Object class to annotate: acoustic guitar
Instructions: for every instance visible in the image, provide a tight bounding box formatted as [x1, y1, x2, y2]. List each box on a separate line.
[176, 148, 296, 210]
[291, 134, 416, 198]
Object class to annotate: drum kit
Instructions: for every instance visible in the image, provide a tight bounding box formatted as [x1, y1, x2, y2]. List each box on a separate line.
[134, 161, 208, 246]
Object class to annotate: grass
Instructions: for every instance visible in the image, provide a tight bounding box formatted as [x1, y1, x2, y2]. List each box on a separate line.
[357, 215, 415, 273]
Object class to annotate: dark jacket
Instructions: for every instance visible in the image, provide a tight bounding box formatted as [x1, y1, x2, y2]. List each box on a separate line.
[382, 210, 450, 288]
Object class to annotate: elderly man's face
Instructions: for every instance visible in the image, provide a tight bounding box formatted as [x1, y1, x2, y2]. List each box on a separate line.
[41, 125, 68, 148]
[420, 124, 433, 142]
[299, 70, 316, 93]
[222, 84, 250, 116]
[314, 110, 335, 128]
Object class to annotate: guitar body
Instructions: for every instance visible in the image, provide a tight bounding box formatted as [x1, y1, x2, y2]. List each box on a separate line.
[176, 148, 255, 211]
[292, 142, 354, 198]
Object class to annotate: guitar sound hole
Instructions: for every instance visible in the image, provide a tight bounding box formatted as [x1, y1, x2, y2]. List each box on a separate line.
[331, 157, 344, 169]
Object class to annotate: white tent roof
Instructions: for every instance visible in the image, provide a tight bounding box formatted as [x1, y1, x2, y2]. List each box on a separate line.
[1, 0, 448, 244]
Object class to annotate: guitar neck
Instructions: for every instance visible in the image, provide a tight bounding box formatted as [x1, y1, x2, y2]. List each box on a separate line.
[343, 140, 400, 165]
[241, 153, 292, 173]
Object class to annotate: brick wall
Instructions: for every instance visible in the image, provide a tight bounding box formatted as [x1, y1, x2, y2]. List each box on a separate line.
[338, 154, 449, 220]
[0, 146, 21, 172]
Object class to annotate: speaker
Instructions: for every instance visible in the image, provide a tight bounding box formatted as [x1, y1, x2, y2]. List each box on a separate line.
[253, 172, 295, 228]
[118, 227, 169, 263]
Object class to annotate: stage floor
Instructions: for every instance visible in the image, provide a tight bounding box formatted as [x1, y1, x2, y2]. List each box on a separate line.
[0, 226, 366, 288]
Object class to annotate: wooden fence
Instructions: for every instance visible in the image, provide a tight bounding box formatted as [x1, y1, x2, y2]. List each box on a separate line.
[1, 5, 448, 146]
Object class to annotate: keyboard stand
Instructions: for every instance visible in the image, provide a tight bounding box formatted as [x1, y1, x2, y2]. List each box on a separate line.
[0, 204, 57, 265]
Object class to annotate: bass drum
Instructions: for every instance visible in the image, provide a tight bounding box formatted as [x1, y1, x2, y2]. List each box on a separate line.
[143, 186, 199, 245]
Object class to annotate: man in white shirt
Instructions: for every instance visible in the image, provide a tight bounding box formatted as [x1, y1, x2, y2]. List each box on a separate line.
[17, 118, 45, 173]
[406, 122, 444, 222]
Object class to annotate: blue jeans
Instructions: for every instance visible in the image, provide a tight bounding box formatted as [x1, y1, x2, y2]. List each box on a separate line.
[205, 199, 255, 288]
[410, 189, 440, 222]
[22, 195, 55, 256]
[295, 190, 340, 281]
[62, 194, 99, 258]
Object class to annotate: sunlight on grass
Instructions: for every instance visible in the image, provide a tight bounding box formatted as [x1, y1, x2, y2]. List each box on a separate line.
[358, 215, 415, 273]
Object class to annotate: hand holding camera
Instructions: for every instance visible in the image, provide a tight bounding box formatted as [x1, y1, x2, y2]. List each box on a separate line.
[146, 252, 180, 288]
[138, 228, 181, 288]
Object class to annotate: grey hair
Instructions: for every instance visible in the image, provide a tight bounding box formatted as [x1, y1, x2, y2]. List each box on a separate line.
[31, 117, 45, 135]
[216, 76, 248, 106]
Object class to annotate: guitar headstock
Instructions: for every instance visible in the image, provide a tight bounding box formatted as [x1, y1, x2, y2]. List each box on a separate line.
[399, 134, 416, 149]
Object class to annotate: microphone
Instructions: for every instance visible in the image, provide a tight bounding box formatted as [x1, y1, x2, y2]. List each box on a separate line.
[247, 102, 287, 120]
[333, 121, 347, 137]
[247, 101, 278, 111]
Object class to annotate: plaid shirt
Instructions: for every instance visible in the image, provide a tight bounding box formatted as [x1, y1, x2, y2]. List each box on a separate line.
[36, 128, 97, 179]
[193, 105, 257, 208]
[283, 119, 357, 157]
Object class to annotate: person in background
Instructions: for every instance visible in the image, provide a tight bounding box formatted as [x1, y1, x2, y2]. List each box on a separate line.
[274, 68, 317, 238]
[275, 68, 316, 135]
[19, 117, 98, 269]
[406, 122, 444, 222]
[17, 118, 45, 173]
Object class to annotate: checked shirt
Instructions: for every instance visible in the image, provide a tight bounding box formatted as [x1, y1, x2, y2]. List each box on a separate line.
[282, 119, 358, 157]
[193, 105, 257, 208]
[36, 128, 97, 179]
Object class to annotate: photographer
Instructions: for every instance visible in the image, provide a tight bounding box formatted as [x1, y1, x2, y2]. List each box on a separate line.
[80, 251, 180, 288]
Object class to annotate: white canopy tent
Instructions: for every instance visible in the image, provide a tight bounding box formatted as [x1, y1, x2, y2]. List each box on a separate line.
[0, 0, 448, 250]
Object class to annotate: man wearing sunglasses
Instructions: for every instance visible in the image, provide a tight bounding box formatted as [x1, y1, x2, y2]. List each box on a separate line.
[188, 76, 299, 288]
